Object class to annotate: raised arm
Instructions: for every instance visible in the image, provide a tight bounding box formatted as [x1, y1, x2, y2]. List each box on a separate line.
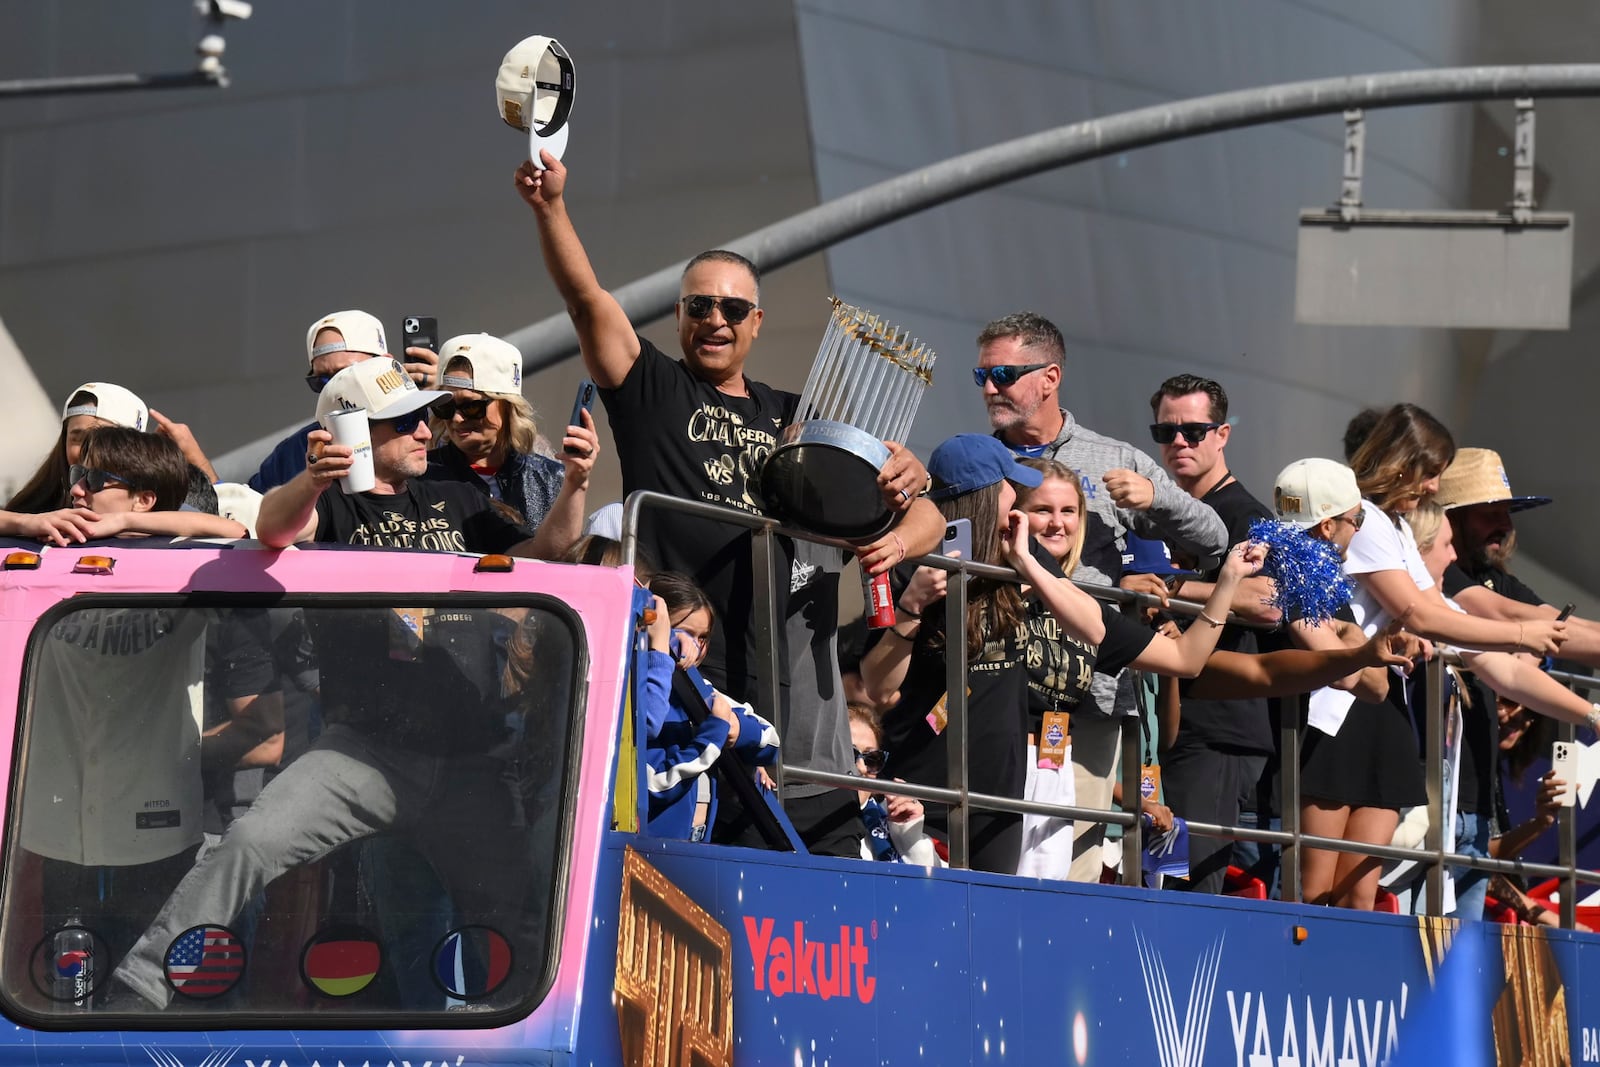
[515, 151, 641, 389]
[523, 409, 599, 560]
[256, 429, 347, 547]
[1124, 543, 1263, 677]
[1001, 510, 1105, 646]
[1106, 446, 1228, 570]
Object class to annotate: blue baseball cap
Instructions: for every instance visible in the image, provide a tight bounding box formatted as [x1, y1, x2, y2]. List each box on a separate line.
[928, 434, 1044, 500]
[1120, 533, 1200, 579]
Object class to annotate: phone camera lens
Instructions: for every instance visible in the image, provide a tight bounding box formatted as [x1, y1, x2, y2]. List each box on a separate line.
[945, 525, 957, 539]
[404, 318, 419, 333]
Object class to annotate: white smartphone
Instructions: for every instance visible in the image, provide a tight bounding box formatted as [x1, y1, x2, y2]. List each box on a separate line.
[941, 518, 972, 561]
[1552, 741, 1578, 807]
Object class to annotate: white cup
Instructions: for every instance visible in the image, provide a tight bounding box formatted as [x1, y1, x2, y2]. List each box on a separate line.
[326, 408, 375, 494]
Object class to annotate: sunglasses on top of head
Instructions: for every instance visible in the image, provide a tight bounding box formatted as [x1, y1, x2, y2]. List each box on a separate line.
[680, 295, 757, 325]
[433, 396, 492, 422]
[68, 465, 131, 493]
[972, 363, 1051, 388]
[1149, 422, 1224, 447]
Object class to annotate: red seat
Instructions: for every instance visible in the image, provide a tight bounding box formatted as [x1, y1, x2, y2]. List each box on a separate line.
[1224, 865, 1267, 900]
[1373, 888, 1399, 914]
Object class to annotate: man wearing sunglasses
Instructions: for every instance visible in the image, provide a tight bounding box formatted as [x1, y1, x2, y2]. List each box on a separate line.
[245, 310, 438, 495]
[976, 313, 1228, 883]
[516, 150, 944, 857]
[256, 358, 567, 559]
[1147, 374, 1278, 895]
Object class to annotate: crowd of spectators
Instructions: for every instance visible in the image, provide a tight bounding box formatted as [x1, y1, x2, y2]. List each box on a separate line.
[12, 143, 1594, 1016]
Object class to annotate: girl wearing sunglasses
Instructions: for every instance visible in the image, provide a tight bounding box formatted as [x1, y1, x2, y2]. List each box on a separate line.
[640, 572, 780, 842]
[423, 333, 599, 550]
[849, 702, 944, 867]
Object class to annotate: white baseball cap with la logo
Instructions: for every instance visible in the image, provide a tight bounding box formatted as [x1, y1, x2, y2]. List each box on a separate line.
[496, 35, 575, 168]
[438, 334, 524, 395]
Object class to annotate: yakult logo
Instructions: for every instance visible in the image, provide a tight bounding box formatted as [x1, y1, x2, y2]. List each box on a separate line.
[743, 917, 876, 1003]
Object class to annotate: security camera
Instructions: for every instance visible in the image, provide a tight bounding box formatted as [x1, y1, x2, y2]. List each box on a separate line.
[197, 0, 253, 20]
[197, 34, 226, 59]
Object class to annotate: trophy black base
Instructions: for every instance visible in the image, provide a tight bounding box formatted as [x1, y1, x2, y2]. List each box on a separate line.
[758, 421, 895, 542]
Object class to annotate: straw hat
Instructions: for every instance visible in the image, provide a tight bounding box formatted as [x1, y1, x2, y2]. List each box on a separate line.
[1434, 447, 1551, 512]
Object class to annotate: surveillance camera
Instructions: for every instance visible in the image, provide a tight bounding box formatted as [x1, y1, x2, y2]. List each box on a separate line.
[197, 34, 226, 59]
[197, 0, 252, 20]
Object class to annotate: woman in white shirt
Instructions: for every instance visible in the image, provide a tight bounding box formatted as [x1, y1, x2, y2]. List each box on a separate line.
[1309, 404, 1565, 911]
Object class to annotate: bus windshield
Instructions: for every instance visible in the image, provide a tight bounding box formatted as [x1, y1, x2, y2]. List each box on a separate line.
[0, 597, 581, 1027]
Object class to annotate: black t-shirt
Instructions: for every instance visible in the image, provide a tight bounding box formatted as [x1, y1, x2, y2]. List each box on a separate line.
[1024, 598, 1154, 733]
[313, 480, 526, 554]
[601, 336, 800, 698]
[309, 607, 517, 754]
[1455, 670, 1497, 817]
[1173, 478, 1273, 752]
[1442, 560, 1545, 607]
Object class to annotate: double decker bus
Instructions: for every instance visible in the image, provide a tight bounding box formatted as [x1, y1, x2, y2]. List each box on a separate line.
[0, 505, 1593, 1067]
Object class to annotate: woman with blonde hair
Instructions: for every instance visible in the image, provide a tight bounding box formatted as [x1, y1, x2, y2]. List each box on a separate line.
[423, 333, 599, 557]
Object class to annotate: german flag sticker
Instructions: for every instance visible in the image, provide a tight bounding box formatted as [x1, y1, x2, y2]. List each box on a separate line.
[300, 926, 381, 999]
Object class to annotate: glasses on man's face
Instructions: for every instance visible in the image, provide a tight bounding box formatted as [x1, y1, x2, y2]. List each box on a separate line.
[1336, 509, 1366, 531]
[853, 747, 889, 774]
[68, 465, 131, 494]
[972, 363, 1050, 388]
[681, 295, 757, 325]
[1149, 422, 1224, 447]
[434, 396, 492, 422]
[305, 371, 334, 394]
[376, 409, 429, 436]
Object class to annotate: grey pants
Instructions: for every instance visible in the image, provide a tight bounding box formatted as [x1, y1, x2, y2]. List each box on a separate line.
[113, 724, 543, 1007]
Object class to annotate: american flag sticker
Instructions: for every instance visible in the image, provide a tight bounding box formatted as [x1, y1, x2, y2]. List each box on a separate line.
[163, 924, 245, 999]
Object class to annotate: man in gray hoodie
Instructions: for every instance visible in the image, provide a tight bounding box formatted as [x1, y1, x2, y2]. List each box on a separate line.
[978, 312, 1228, 881]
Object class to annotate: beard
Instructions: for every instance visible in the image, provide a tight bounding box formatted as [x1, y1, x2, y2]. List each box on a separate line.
[1458, 526, 1517, 573]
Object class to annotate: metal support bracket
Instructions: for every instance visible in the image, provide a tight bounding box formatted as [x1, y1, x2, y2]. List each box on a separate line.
[1512, 97, 1536, 224]
[1338, 109, 1365, 223]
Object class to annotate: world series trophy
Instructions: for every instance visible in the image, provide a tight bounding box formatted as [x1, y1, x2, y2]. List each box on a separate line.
[759, 299, 937, 541]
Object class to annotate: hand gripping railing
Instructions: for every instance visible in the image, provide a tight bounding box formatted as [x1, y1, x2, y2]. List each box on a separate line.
[621, 489, 1600, 920]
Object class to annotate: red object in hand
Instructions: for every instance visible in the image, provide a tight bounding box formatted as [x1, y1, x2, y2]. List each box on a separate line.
[863, 569, 896, 629]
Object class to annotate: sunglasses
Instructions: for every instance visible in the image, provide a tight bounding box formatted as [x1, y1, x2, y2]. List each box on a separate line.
[68, 465, 132, 494]
[680, 295, 757, 325]
[375, 409, 430, 436]
[1336, 510, 1367, 531]
[853, 747, 889, 774]
[972, 363, 1050, 388]
[434, 396, 492, 422]
[305, 371, 334, 394]
[1149, 422, 1224, 447]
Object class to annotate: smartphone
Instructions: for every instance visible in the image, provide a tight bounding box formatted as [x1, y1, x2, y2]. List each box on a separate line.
[400, 316, 439, 363]
[565, 378, 596, 455]
[1552, 741, 1578, 807]
[941, 518, 972, 561]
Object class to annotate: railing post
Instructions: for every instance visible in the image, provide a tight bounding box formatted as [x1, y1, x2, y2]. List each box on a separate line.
[1119, 674, 1144, 887]
[1558, 719, 1578, 930]
[750, 524, 785, 796]
[1280, 707, 1303, 903]
[944, 565, 970, 870]
[1423, 656, 1447, 916]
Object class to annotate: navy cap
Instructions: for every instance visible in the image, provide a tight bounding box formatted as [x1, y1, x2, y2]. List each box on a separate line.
[928, 434, 1045, 500]
[1120, 533, 1200, 579]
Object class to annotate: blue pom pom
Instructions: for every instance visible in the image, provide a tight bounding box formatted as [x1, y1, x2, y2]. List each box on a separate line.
[1246, 518, 1353, 625]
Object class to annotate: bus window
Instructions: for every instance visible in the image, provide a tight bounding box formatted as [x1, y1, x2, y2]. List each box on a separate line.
[0, 598, 580, 1027]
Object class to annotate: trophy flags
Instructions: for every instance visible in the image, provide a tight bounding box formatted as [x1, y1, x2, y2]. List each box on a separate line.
[496, 35, 575, 167]
[759, 299, 937, 541]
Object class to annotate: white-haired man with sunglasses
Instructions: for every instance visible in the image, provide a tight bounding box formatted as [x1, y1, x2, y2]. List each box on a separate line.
[516, 151, 946, 857]
[256, 358, 569, 558]
[977, 312, 1228, 884]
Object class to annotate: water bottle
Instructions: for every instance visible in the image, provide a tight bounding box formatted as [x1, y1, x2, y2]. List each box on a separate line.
[51, 915, 94, 1009]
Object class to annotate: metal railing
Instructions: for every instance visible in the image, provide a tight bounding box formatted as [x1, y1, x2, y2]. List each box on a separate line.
[620, 489, 1599, 924]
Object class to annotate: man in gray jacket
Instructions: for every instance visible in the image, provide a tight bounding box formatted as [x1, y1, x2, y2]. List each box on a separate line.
[978, 312, 1228, 881]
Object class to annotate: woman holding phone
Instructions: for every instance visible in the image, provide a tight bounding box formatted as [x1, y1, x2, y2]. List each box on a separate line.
[861, 436, 1264, 874]
[422, 332, 599, 557]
